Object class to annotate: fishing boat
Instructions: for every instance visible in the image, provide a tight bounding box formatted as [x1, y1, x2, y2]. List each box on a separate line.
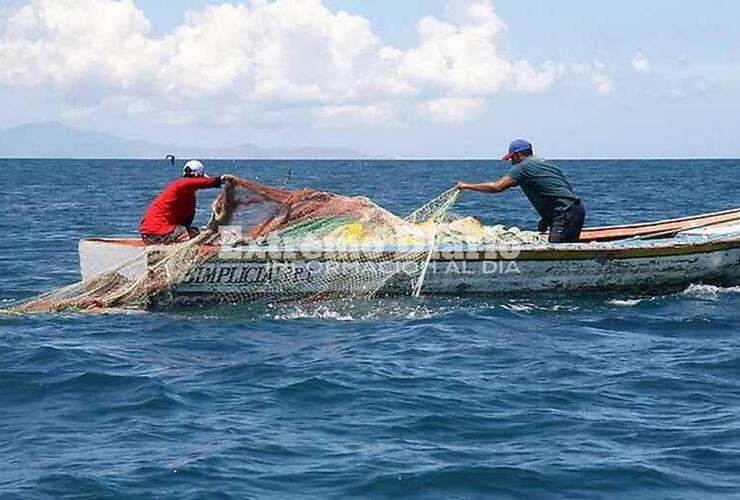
[79, 207, 740, 304]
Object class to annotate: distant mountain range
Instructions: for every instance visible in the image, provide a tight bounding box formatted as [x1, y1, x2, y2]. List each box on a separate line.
[0, 122, 367, 159]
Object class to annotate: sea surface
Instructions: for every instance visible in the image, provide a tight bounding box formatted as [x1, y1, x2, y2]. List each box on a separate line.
[2, 159, 740, 499]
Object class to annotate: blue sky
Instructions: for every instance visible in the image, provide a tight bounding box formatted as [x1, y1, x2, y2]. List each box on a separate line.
[0, 0, 738, 158]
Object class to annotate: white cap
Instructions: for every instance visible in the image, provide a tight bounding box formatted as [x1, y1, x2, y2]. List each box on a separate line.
[183, 159, 206, 177]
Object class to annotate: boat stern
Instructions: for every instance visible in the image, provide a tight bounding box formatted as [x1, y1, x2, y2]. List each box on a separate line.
[78, 238, 148, 282]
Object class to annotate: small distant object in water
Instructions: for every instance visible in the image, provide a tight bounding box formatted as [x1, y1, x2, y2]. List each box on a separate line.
[165, 154, 176, 165]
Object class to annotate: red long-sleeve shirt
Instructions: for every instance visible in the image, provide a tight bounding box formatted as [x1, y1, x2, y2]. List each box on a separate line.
[139, 176, 221, 235]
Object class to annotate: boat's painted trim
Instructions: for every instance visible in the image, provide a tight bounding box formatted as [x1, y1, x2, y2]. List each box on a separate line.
[579, 207, 740, 242]
[214, 237, 740, 263]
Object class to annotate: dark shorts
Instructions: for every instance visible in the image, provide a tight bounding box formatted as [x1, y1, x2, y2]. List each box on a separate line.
[140, 226, 197, 245]
[549, 200, 586, 243]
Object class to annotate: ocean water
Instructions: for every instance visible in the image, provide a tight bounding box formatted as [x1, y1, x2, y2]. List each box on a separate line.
[2, 159, 740, 498]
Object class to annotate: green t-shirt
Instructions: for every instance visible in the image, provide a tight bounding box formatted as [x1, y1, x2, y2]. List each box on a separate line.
[505, 156, 579, 224]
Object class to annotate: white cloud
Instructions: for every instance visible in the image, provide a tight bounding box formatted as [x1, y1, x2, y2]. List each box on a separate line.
[418, 97, 485, 123]
[592, 73, 615, 95]
[0, 0, 160, 88]
[511, 61, 563, 92]
[632, 52, 651, 73]
[0, 0, 590, 127]
[316, 103, 398, 126]
[572, 63, 615, 95]
[400, 0, 556, 95]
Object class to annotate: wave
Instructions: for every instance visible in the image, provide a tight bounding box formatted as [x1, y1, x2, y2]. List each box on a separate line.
[261, 298, 436, 321]
[607, 298, 645, 307]
[49, 371, 154, 391]
[681, 284, 740, 299]
[275, 376, 351, 403]
[34, 473, 122, 498]
[348, 465, 550, 498]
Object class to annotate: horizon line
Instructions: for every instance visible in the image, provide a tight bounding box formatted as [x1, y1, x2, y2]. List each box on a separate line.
[1, 156, 739, 161]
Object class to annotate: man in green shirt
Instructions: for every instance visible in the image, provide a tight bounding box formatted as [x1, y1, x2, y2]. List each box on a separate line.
[456, 139, 586, 243]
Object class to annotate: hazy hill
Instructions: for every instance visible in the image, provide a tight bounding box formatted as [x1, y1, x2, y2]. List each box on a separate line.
[0, 122, 366, 159]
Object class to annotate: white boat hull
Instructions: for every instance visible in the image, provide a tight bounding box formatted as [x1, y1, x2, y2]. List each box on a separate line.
[79, 229, 740, 306]
[175, 247, 740, 295]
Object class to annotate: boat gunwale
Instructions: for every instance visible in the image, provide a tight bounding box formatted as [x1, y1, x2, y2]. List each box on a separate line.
[579, 207, 740, 241]
[583, 206, 740, 232]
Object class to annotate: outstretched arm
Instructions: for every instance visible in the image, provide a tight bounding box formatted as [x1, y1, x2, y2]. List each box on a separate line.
[183, 176, 223, 189]
[456, 176, 516, 194]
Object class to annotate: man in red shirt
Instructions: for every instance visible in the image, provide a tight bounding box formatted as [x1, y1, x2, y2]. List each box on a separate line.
[139, 160, 233, 245]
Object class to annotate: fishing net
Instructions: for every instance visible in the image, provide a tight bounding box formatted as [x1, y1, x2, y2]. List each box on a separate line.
[2, 176, 544, 314]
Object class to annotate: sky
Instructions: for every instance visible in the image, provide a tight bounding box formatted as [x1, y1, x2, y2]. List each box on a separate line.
[0, 0, 738, 158]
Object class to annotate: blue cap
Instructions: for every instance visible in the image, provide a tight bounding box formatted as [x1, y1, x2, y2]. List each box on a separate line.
[502, 139, 532, 160]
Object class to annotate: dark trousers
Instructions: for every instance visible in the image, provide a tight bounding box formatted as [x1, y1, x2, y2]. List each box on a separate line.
[549, 200, 586, 243]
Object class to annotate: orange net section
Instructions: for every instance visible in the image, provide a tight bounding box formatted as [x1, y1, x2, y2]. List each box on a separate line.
[212, 177, 402, 241]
